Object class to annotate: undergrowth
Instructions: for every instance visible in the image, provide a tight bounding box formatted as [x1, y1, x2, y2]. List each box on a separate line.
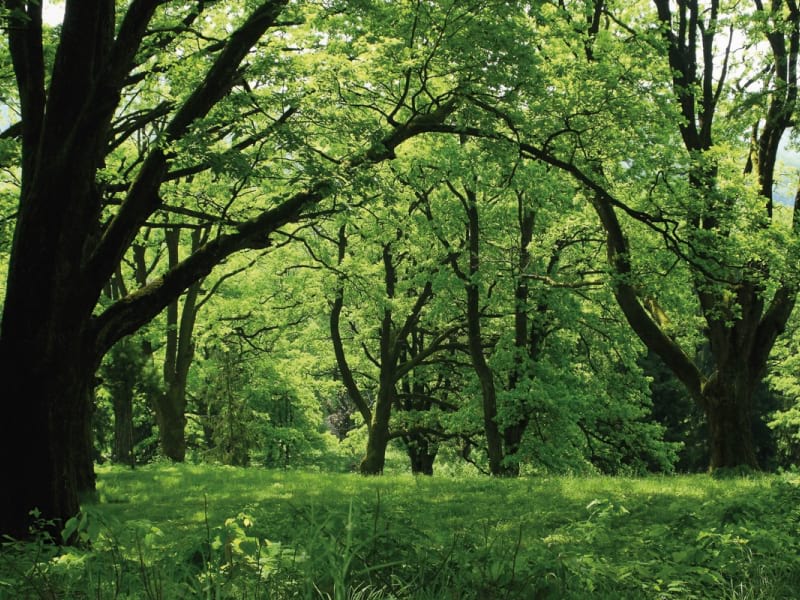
[1, 465, 799, 599]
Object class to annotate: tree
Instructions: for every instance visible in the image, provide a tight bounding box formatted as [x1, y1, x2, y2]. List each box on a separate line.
[412, 138, 674, 475]
[327, 204, 460, 474]
[444, 0, 800, 469]
[0, 0, 462, 539]
[570, 0, 800, 469]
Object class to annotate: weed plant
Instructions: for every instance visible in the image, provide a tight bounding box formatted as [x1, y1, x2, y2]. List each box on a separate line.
[1, 465, 799, 598]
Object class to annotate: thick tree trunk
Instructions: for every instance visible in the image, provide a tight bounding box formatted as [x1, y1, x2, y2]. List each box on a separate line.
[702, 374, 759, 470]
[156, 384, 188, 462]
[76, 384, 98, 498]
[405, 435, 437, 475]
[0, 328, 95, 539]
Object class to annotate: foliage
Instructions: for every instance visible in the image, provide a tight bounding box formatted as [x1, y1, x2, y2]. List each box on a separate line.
[3, 465, 799, 599]
[766, 315, 800, 465]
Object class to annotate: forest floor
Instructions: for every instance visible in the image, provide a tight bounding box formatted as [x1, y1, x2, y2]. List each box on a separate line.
[2, 464, 800, 599]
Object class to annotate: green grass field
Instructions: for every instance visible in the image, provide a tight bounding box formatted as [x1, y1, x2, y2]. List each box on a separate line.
[2, 465, 800, 599]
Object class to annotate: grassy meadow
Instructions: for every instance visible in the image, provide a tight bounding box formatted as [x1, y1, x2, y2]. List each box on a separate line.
[2, 465, 800, 599]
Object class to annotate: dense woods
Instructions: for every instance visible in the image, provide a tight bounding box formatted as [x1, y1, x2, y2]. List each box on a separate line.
[2, 0, 800, 550]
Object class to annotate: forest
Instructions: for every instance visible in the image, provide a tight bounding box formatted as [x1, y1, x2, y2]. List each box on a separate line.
[2, 0, 800, 597]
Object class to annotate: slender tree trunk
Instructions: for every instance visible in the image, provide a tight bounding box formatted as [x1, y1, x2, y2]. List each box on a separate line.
[112, 389, 135, 467]
[471, 344, 504, 475]
[155, 229, 202, 461]
[500, 197, 537, 475]
[461, 188, 505, 475]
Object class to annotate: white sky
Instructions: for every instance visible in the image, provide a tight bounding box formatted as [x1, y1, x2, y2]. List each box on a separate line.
[42, 1, 64, 26]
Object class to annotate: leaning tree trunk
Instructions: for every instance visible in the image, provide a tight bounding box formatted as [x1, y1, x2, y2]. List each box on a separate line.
[360, 377, 395, 475]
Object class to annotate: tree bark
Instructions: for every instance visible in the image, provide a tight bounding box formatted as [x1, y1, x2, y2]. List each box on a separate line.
[112, 388, 136, 467]
[399, 342, 438, 475]
[360, 243, 400, 475]
[154, 228, 202, 461]
[459, 186, 505, 475]
[703, 394, 758, 470]
[406, 436, 436, 475]
[104, 278, 138, 468]
[501, 195, 539, 474]
[0, 323, 95, 539]
[701, 361, 759, 469]
[360, 383, 394, 475]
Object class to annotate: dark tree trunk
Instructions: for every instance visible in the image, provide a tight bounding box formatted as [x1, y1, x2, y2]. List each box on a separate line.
[360, 378, 395, 475]
[76, 383, 98, 498]
[499, 196, 538, 476]
[399, 346, 438, 475]
[154, 229, 202, 462]
[1, 0, 452, 541]
[0, 324, 96, 539]
[104, 336, 143, 468]
[500, 425, 525, 477]
[701, 364, 759, 470]
[704, 398, 757, 470]
[472, 351, 504, 476]
[112, 388, 136, 467]
[338, 235, 440, 476]
[460, 187, 505, 475]
[156, 385, 188, 461]
[104, 285, 137, 468]
[406, 435, 437, 475]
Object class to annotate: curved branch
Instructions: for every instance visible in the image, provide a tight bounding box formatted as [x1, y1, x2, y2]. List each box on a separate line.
[86, 0, 290, 289]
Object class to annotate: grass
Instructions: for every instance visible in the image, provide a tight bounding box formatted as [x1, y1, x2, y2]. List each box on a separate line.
[2, 464, 800, 598]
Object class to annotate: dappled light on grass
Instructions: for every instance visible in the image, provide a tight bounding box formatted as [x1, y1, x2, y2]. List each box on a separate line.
[3, 466, 799, 598]
[54, 465, 800, 598]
